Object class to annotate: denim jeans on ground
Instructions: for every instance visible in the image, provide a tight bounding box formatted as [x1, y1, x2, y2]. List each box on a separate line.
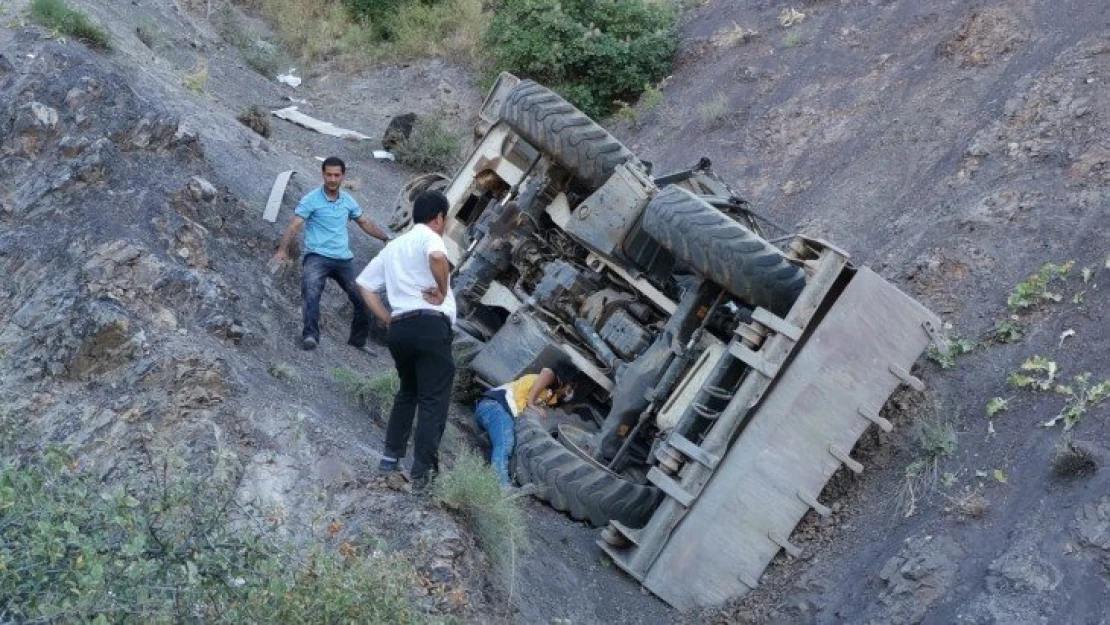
[300, 253, 370, 346]
[475, 398, 515, 485]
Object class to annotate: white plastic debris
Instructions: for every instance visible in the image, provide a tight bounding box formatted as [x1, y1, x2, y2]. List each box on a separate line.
[276, 69, 302, 88]
[373, 150, 396, 162]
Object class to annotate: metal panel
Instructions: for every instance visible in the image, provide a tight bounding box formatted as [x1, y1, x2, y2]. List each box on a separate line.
[563, 164, 655, 257]
[641, 268, 941, 609]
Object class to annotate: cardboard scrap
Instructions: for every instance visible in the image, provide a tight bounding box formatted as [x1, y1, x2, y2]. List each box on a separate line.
[272, 106, 371, 141]
[263, 170, 295, 223]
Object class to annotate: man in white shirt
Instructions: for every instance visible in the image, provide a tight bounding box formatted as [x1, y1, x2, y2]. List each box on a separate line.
[356, 190, 456, 491]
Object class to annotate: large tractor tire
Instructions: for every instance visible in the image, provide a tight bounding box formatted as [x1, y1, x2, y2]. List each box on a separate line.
[641, 186, 806, 316]
[499, 80, 639, 189]
[511, 415, 661, 528]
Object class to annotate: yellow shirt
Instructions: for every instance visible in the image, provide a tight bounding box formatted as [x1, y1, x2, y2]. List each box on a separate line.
[494, 374, 559, 418]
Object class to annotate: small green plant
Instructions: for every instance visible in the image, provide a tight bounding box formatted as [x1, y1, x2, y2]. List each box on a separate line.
[330, 367, 399, 412]
[1006, 261, 1074, 310]
[985, 397, 1009, 418]
[436, 450, 526, 592]
[989, 317, 1024, 344]
[29, 0, 110, 48]
[779, 7, 806, 28]
[1007, 355, 1058, 391]
[269, 361, 299, 382]
[697, 92, 730, 128]
[613, 80, 666, 128]
[641, 81, 666, 110]
[926, 334, 976, 369]
[393, 115, 463, 173]
[1051, 438, 1097, 478]
[184, 59, 209, 93]
[1042, 373, 1110, 430]
[782, 31, 804, 48]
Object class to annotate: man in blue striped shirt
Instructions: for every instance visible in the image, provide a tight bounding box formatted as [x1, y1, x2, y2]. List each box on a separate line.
[272, 156, 392, 351]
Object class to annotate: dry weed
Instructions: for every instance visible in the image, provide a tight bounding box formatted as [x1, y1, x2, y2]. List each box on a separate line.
[1052, 440, 1097, 478]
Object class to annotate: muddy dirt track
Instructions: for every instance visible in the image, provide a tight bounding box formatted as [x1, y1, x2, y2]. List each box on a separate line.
[1, 0, 1107, 622]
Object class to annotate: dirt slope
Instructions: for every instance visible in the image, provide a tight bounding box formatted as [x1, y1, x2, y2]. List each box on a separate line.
[1, 0, 1106, 623]
[612, 0, 1107, 622]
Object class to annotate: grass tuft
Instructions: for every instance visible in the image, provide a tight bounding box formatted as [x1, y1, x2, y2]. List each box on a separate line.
[898, 401, 958, 517]
[238, 105, 273, 137]
[268, 361, 299, 381]
[1051, 439, 1097, 478]
[436, 450, 526, 591]
[393, 115, 463, 173]
[330, 367, 399, 412]
[697, 92, 729, 128]
[29, 0, 110, 48]
[184, 59, 209, 93]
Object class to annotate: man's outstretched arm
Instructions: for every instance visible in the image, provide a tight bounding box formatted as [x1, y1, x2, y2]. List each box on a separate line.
[272, 216, 305, 261]
[355, 215, 392, 242]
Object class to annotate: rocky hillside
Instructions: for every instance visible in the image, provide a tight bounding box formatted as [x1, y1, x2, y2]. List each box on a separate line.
[1, 0, 1107, 623]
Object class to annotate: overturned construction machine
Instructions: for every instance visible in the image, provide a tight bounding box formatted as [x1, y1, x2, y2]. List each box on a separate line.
[392, 74, 944, 610]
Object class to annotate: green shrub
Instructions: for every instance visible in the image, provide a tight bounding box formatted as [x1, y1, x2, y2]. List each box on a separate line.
[0, 449, 416, 622]
[484, 0, 677, 118]
[29, 0, 110, 48]
[393, 115, 463, 173]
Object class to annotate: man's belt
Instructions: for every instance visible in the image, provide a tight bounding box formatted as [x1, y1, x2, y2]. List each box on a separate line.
[392, 308, 448, 323]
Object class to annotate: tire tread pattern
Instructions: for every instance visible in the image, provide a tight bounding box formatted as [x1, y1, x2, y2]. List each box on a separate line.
[500, 81, 638, 189]
[641, 186, 806, 315]
[511, 417, 661, 528]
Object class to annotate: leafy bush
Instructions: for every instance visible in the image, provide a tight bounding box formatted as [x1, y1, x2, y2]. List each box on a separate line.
[393, 115, 463, 173]
[0, 449, 416, 622]
[484, 0, 677, 118]
[29, 0, 110, 48]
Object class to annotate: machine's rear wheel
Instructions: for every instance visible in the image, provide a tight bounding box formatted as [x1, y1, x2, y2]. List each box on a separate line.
[499, 80, 639, 189]
[512, 415, 660, 528]
[641, 185, 806, 316]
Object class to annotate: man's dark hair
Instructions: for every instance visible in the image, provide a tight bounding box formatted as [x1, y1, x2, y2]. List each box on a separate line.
[321, 156, 346, 173]
[551, 360, 578, 387]
[413, 190, 449, 224]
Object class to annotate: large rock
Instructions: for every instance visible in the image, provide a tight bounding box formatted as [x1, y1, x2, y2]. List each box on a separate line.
[382, 112, 417, 150]
[870, 535, 964, 625]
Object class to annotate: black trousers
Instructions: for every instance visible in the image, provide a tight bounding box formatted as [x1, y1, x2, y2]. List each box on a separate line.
[383, 313, 455, 479]
[301, 253, 370, 347]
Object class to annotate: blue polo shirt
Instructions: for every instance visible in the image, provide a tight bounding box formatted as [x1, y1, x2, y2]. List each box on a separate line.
[294, 187, 363, 260]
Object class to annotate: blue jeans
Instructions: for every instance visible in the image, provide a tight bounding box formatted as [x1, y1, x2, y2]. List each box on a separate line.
[475, 398, 515, 485]
[301, 253, 370, 346]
